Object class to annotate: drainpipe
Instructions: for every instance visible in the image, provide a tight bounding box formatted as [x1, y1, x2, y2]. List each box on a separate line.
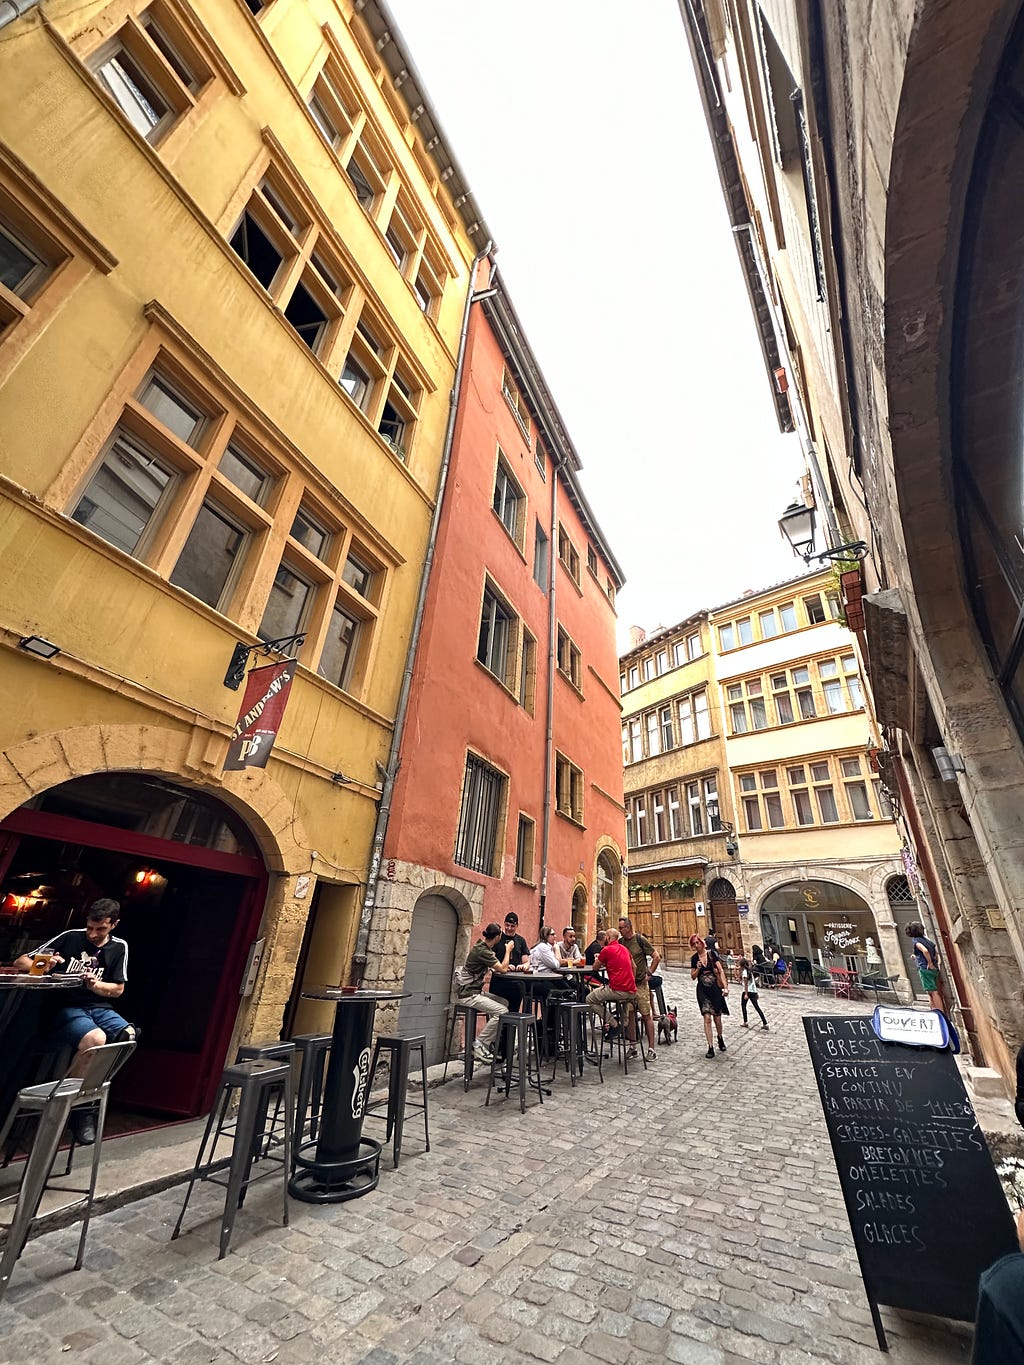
[349, 240, 495, 985]
[0, 0, 41, 29]
[538, 455, 559, 929]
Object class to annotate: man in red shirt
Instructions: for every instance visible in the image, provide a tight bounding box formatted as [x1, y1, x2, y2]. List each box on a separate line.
[586, 928, 637, 1035]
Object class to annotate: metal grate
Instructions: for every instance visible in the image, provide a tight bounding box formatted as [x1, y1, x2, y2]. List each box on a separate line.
[885, 874, 916, 905]
[708, 877, 736, 901]
[454, 754, 504, 875]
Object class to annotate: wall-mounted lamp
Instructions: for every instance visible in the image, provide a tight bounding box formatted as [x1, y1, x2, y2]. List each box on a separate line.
[18, 635, 60, 659]
[931, 746, 965, 782]
[777, 502, 868, 565]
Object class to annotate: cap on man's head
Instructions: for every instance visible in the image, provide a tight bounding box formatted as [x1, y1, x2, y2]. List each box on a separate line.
[504, 912, 519, 925]
[483, 922, 502, 939]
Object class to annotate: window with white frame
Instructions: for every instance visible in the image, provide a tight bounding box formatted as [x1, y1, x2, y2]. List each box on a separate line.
[492, 453, 524, 544]
[686, 781, 704, 836]
[727, 678, 769, 733]
[645, 709, 661, 757]
[501, 366, 530, 437]
[642, 656, 655, 682]
[557, 524, 581, 587]
[759, 607, 778, 639]
[555, 753, 584, 823]
[655, 650, 668, 675]
[740, 755, 883, 830]
[556, 625, 582, 690]
[788, 764, 815, 826]
[627, 717, 642, 763]
[477, 582, 517, 688]
[454, 753, 505, 875]
[515, 814, 536, 881]
[88, 3, 212, 146]
[718, 622, 735, 650]
[659, 705, 674, 751]
[842, 756, 874, 820]
[678, 688, 711, 744]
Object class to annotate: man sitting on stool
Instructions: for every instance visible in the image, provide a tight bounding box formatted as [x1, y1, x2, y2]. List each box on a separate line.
[15, 898, 134, 1144]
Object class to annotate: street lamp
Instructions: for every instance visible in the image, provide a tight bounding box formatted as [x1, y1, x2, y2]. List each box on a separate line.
[777, 502, 869, 565]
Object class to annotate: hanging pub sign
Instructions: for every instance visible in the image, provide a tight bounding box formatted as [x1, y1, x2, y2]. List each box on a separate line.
[224, 660, 296, 771]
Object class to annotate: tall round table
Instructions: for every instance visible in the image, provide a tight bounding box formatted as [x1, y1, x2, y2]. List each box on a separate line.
[288, 987, 408, 1205]
[0, 974, 81, 1133]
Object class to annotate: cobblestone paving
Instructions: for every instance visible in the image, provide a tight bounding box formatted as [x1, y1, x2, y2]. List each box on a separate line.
[0, 973, 975, 1364]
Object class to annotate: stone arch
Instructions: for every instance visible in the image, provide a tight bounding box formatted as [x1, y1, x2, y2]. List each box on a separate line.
[0, 722, 314, 1043]
[749, 865, 874, 918]
[593, 838, 625, 928]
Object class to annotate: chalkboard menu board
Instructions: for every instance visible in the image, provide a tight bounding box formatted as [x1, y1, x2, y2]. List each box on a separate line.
[804, 1015, 1017, 1334]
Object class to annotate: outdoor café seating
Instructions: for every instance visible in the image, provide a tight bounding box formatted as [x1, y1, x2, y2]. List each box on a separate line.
[858, 973, 902, 1003]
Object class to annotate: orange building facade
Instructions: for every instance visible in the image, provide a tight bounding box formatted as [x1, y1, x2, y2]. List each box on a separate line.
[374, 268, 627, 1061]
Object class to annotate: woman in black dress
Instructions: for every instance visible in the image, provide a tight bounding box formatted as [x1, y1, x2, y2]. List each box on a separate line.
[689, 933, 729, 1058]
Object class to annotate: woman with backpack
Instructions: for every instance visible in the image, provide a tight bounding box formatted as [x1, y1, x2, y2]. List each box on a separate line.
[689, 932, 730, 1058]
[739, 956, 769, 1031]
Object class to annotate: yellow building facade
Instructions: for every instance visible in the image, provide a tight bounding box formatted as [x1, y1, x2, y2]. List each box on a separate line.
[622, 572, 910, 986]
[0, 0, 480, 1118]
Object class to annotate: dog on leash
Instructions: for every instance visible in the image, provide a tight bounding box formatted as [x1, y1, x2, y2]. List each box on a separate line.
[657, 1007, 678, 1046]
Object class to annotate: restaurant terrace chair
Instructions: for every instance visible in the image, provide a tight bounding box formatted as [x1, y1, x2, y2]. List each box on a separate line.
[290, 1032, 332, 1151]
[441, 1003, 480, 1092]
[859, 974, 902, 1004]
[0, 1040, 135, 1302]
[812, 968, 833, 996]
[829, 967, 855, 1000]
[485, 1013, 545, 1114]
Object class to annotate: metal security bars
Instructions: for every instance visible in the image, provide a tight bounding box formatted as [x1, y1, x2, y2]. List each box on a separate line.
[454, 753, 505, 875]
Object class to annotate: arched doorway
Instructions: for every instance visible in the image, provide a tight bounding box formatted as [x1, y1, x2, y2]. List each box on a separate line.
[0, 772, 266, 1118]
[708, 877, 740, 957]
[399, 893, 458, 1066]
[595, 852, 617, 929]
[571, 885, 588, 939]
[760, 880, 881, 974]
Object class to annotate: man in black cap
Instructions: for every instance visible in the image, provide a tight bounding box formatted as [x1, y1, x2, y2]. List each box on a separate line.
[490, 912, 531, 1010]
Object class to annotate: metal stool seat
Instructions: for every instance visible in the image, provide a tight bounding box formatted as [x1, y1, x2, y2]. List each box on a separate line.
[442, 1003, 480, 1091]
[597, 997, 648, 1074]
[485, 1013, 545, 1113]
[0, 1040, 136, 1302]
[172, 1058, 293, 1260]
[234, 1040, 295, 1158]
[648, 977, 668, 1019]
[363, 1035, 430, 1168]
[290, 1032, 331, 1151]
[557, 1002, 603, 1086]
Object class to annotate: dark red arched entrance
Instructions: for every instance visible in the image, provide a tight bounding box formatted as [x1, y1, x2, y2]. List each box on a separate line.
[0, 773, 267, 1118]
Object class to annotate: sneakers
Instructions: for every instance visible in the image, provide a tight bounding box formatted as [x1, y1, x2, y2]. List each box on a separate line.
[706, 1046, 715, 1059]
[761, 1024, 770, 1031]
[472, 1044, 494, 1064]
[741, 1022, 750, 1029]
[626, 1048, 638, 1059]
[717, 1037, 727, 1052]
[647, 1050, 656, 1062]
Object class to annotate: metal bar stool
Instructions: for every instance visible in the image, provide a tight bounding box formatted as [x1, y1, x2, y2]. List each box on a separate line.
[558, 1002, 603, 1085]
[441, 1003, 480, 1091]
[597, 997, 648, 1075]
[0, 1040, 136, 1303]
[172, 1058, 293, 1259]
[485, 1013, 545, 1113]
[235, 1041, 295, 1160]
[290, 1032, 331, 1152]
[648, 976, 668, 1019]
[362, 1034, 429, 1168]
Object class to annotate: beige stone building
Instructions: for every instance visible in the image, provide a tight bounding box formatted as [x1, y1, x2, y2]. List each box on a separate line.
[622, 571, 908, 984]
[680, 0, 1024, 1089]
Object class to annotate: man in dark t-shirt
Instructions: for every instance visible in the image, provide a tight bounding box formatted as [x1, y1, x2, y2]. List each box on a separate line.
[15, 898, 132, 1141]
[490, 912, 532, 1010]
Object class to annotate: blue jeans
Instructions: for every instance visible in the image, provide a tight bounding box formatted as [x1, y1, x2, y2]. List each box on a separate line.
[51, 1004, 130, 1049]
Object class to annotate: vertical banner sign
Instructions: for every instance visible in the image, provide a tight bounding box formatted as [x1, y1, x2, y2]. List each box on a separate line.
[224, 660, 296, 771]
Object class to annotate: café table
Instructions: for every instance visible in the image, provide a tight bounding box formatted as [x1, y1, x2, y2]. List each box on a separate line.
[288, 987, 408, 1205]
[0, 974, 81, 1137]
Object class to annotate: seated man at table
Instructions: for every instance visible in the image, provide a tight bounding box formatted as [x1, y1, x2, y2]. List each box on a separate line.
[585, 929, 636, 1031]
[489, 912, 533, 1011]
[14, 899, 133, 1143]
[456, 922, 515, 1064]
[584, 929, 608, 966]
[556, 927, 584, 965]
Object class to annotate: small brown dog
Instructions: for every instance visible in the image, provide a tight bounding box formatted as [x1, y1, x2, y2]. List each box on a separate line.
[657, 1008, 678, 1046]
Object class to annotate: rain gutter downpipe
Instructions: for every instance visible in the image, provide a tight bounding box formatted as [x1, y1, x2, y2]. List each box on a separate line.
[350, 240, 495, 985]
[538, 452, 559, 929]
[0, 0, 41, 31]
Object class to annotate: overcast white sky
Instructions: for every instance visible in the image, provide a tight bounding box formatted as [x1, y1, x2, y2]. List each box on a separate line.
[386, 0, 808, 650]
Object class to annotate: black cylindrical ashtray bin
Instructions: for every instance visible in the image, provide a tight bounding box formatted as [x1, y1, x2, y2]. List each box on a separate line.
[288, 988, 408, 1204]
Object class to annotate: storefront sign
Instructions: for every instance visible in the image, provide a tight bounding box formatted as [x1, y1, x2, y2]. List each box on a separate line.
[224, 660, 296, 771]
[823, 920, 861, 951]
[872, 1006, 950, 1049]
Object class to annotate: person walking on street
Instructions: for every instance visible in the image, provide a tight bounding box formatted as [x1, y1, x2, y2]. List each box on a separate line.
[739, 956, 768, 1031]
[689, 932, 729, 1058]
[904, 920, 945, 1013]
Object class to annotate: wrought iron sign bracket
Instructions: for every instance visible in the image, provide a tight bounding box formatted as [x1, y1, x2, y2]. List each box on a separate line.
[223, 634, 306, 690]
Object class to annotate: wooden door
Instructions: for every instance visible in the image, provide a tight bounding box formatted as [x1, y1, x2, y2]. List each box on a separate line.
[712, 902, 742, 958]
[660, 903, 698, 965]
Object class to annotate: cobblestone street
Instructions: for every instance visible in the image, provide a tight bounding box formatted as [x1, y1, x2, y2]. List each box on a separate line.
[0, 976, 977, 1364]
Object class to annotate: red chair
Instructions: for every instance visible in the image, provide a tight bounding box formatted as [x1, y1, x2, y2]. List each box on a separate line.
[829, 967, 853, 1000]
